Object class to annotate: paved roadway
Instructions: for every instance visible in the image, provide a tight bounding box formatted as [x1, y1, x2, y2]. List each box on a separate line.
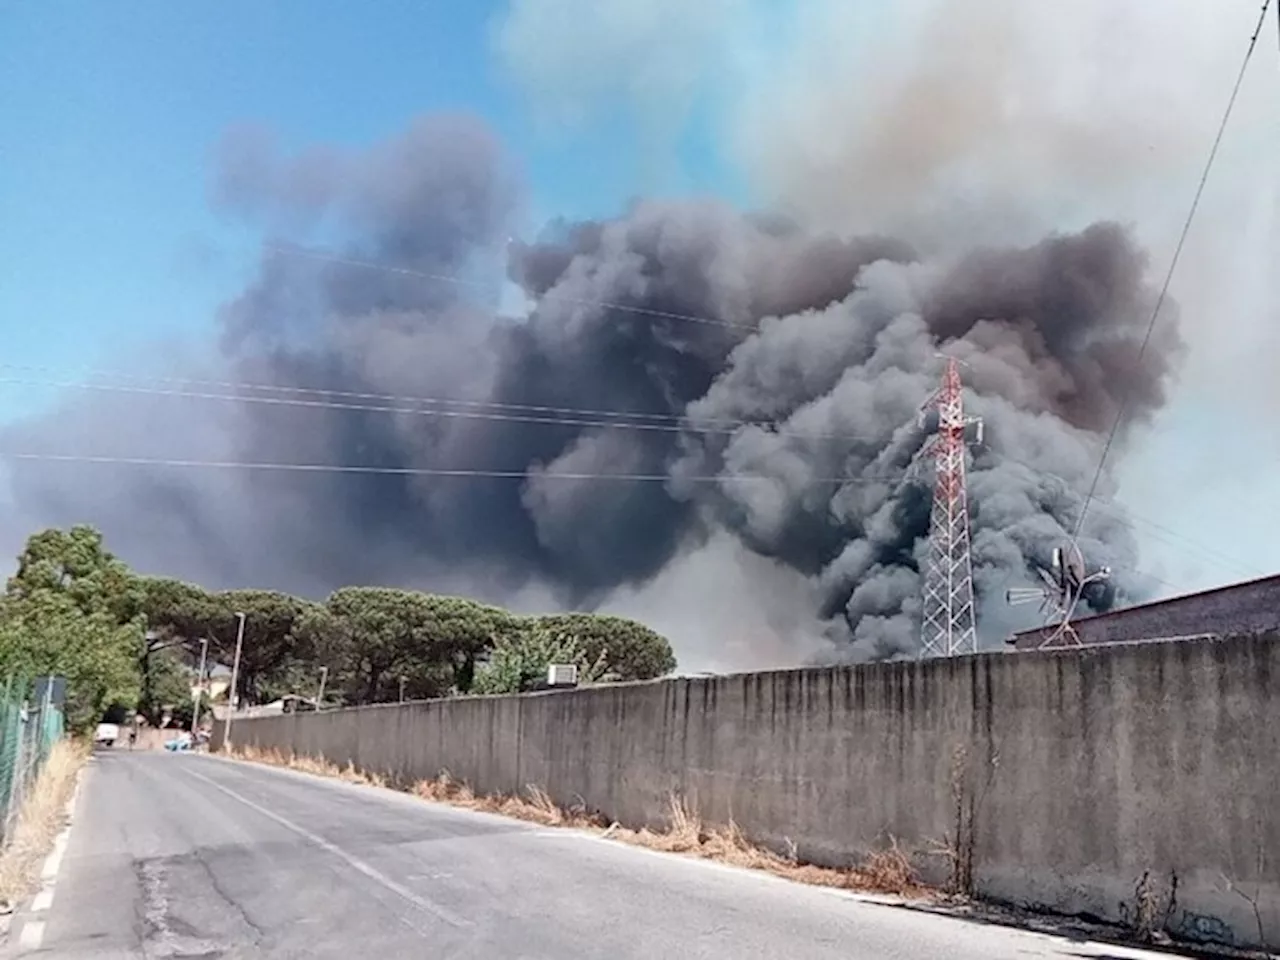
[18, 750, 1187, 959]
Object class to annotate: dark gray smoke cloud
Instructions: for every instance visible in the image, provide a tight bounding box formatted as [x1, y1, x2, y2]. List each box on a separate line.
[668, 222, 1181, 659]
[0, 115, 1182, 662]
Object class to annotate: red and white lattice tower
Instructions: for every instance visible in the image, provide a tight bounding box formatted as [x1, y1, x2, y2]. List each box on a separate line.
[919, 356, 982, 658]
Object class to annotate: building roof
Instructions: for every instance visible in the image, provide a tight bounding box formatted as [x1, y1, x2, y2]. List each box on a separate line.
[1006, 571, 1280, 646]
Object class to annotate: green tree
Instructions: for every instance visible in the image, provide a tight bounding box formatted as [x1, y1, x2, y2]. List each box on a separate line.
[198, 590, 316, 706]
[415, 593, 521, 693]
[6, 526, 145, 623]
[529, 613, 675, 681]
[297, 588, 520, 704]
[135, 576, 211, 720]
[138, 577, 212, 641]
[0, 526, 144, 731]
[471, 627, 615, 695]
[136, 647, 195, 727]
[142, 583, 316, 706]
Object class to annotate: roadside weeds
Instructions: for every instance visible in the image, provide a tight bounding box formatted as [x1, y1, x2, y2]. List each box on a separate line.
[0, 739, 89, 911]
[226, 743, 929, 900]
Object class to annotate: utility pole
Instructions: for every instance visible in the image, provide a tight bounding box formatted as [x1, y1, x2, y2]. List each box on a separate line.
[316, 666, 328, 711]
[224, 612, 247, 749]
[191, 636, 210, 734]
[918, 356, 982, 658]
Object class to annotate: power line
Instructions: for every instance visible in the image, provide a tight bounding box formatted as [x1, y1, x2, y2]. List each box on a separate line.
[0, 356, 1260, 457]
[3, 367, 1263, 578]
[6, 360, 1260, 455]
[9, 363, 1274, 495]
[1072, 0, 1274, 542]
[0, 363, 738, 427]
[1087, 500, 1265, 581]
[266, 244, 759, 332]
[0, 375, 885, 443]
[0, 451, 1206, 600]
[1, 445, 1262, 582]
[981, 447, 1268, 580]
[0, 452, 906, 485]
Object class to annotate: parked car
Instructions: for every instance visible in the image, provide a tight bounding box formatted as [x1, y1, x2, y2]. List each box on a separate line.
[94, 722, 120, 747]
[164, 731, 193, 752]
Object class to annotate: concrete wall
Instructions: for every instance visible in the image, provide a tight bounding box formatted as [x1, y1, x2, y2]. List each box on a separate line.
[218, 635, 1280, 952]
[1010, 574, 1280, 648]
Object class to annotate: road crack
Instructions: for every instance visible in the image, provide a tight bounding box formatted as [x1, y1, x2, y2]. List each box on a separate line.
[192, 846, 267, 946]
[134, 858, 226, 959]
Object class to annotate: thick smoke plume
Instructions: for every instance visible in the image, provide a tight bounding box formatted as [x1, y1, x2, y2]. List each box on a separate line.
[0, 113, 1182, 666]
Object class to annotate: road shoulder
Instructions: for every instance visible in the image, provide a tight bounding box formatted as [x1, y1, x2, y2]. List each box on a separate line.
[1, 755, 90, 956]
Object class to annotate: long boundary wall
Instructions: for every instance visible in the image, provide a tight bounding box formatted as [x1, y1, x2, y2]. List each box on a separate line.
[217, 635, 1280, 952]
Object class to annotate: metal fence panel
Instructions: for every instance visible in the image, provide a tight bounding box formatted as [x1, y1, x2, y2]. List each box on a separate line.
[0, 674, 68, 846]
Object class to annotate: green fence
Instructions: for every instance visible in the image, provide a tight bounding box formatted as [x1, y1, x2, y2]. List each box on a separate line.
[0, 676, 67, 844]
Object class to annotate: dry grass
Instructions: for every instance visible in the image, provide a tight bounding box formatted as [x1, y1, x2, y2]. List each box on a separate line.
[0, 739, 90, 909]
[227, 743, 931, 900]
[231, 745, 388, 788]
[600, 795, 924, 897]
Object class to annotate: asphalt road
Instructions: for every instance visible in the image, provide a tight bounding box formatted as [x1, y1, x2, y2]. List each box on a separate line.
[20, 750, 1187, 959]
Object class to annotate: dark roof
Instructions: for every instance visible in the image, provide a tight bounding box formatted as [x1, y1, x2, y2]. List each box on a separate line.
[1006, 571, 1280, 645]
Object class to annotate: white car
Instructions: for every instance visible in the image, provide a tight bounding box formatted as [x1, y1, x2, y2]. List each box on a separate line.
[94, 723, 120, 747]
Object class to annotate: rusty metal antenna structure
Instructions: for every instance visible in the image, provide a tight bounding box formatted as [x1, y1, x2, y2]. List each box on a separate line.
[1006, 540, 1112, 649]
[918, 355, 983, 658]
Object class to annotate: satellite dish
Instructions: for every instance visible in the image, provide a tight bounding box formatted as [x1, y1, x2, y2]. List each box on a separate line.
[1051, 541, 1086, 598]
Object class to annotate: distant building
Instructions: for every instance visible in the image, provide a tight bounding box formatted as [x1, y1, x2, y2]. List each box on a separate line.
[211, 695, 316, 720]
[191, 676, 230, 703]
[1007, 572, 1280, 650]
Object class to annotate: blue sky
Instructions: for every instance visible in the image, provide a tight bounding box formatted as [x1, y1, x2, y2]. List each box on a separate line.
[0, 0, 740, 420]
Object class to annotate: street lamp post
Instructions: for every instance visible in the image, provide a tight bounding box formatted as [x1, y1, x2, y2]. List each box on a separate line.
[191, 636, 210, 734]
[316, 666, 328, 711]
[224, 612, 247, 750]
